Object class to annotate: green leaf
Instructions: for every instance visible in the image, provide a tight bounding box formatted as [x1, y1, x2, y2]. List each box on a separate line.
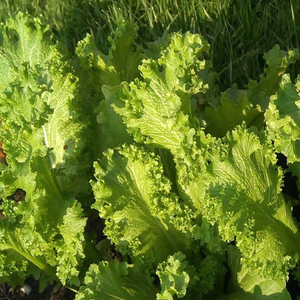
[0, 13, 54, 91]
[116, 31, 210, 157]
[0, 13, 87, 287]
[221, 246, 292, 300]
[91, 144, 196, 267]
[107, 20, 145, 83]
[76, 21, 144, 152]
[75, 20, 144, 96]
[75, 260, 158, 300]
[98, 83, 134, 150]
[247, 45, 299, 110]
[115, 31, 300, 281]
[201, 126, 300, 280]
[205, 86, 261, 137]
[204, 45, 299, 138]
[55, 200, 87, 286]
[156, 252, 190, 300]
[265, 74, 300, 164]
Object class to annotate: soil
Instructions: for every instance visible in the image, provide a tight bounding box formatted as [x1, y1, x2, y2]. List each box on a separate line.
[0, 277, 76, 300]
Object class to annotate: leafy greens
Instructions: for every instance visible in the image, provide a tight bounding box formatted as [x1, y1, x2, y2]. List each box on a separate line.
[1, 12, 300, 300]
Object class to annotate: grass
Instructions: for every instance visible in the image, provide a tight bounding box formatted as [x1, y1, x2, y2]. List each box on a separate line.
[0, 0, 300, 89]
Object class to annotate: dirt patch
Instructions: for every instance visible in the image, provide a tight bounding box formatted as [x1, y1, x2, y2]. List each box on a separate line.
[0, 277, 76, 300]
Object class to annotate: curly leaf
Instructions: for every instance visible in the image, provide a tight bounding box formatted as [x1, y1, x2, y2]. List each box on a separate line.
[91, 144, 196, 267]
[0, 13, 87, 287]
[97, 83, 133, 150]
[221, 246, 292, 300]
[76, 20, 144, 96]
[76, 21, 144, 151]
[156, 252, 190, 300]
[201, 126, 300, 280]
[205, 86, 261, 137]
[0, 12, 54, 90]
[248, 45, 299, 110]
[116, 31, 210, 157]
[75, 260, 158, 300]
[265, 74, 300, 164]
[55, 200, 87, 286]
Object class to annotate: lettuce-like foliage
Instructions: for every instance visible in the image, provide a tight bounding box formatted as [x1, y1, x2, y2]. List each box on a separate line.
[247, 45, 299, 110]
[116, 31, 211, 156]
[76, 250, 226, 300]
[91, 142, 227, 298]
[265, 74, 300, 164]
[76, 21, 144, 151]
[201, 126, 300, 280]
[76, 20, 144, 91]
[1, 11, 300, 300]
[205, 86, 261, 137]
[98, 83, 133, 149]
[156, 252, 190, 300]
[219, 246, 292, 300]
[156, 251, 226, 300]
[265, 73, 300, 196]
[75, 260, 158, 300]
[0, 14, 54, 91]
[205, 45, 299, 138]
[91, 144, 197, 267]
[0, 13, 88, 288]
[114, 31, 300, 285]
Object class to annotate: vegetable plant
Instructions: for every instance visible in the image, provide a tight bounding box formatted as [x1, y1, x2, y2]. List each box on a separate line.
[1, 12, 300, 299]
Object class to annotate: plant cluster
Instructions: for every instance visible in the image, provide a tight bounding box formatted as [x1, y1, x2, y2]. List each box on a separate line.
[1, 13, 300, 299]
